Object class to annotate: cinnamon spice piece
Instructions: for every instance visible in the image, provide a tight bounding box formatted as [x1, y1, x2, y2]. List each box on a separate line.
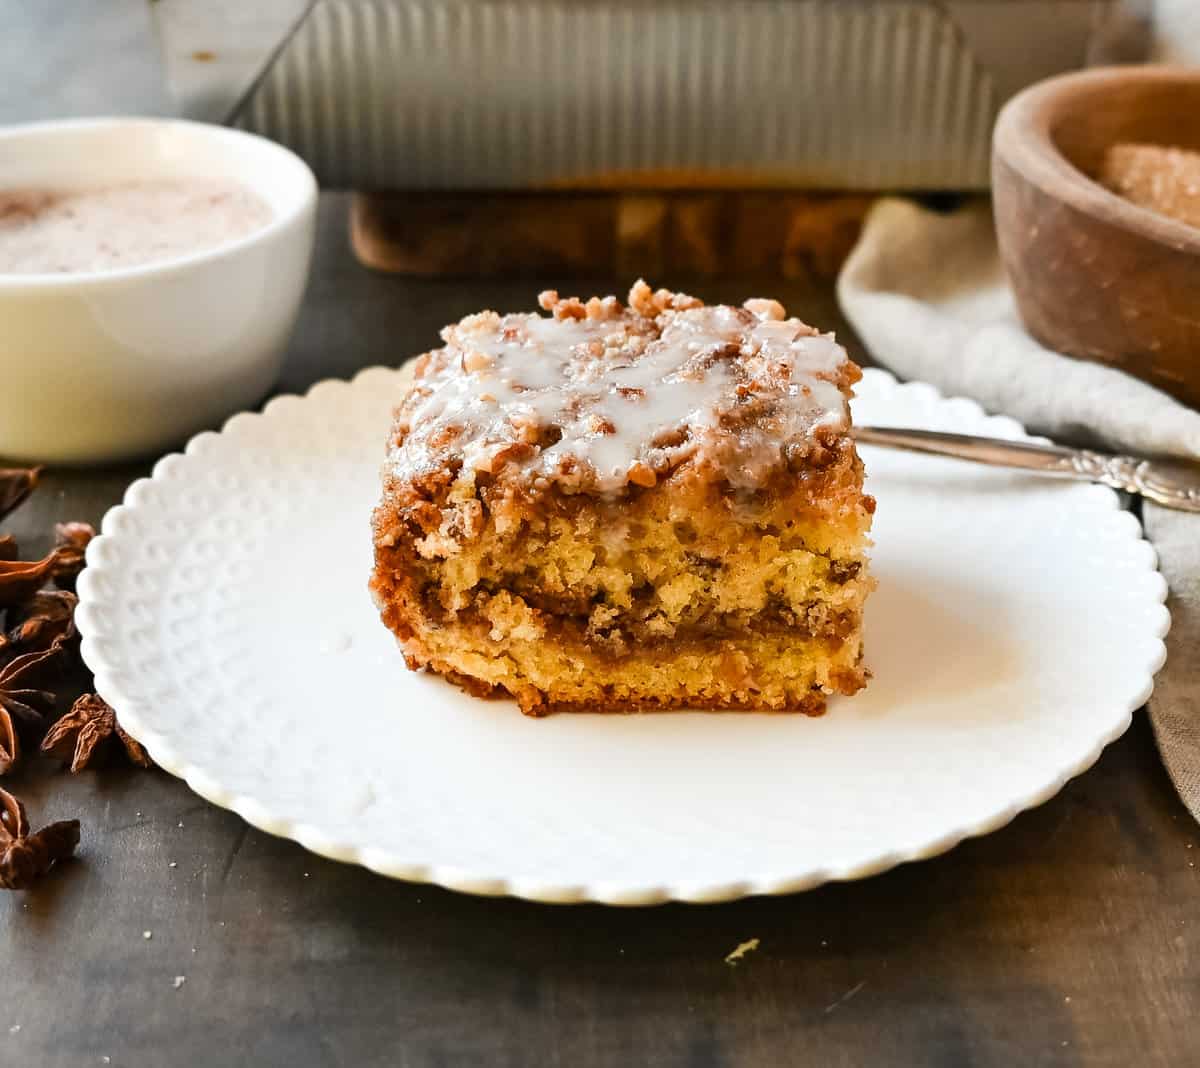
[0, 649, 58, 774]
[49, 522, 95, 591]
[0, 468, 40, 523]
[0, 786, 80, 890]
[0, 551, 59, 609]
[42, 694, 152, 772]
[0, 590, 77, 659]
[0, 710, 18, 776]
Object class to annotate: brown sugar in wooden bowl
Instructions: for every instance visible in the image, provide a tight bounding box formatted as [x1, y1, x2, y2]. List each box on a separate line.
[992, 66, 1200, 412]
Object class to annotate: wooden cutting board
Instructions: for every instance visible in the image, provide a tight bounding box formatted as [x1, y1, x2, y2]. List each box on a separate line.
[351, 191, 874, 281]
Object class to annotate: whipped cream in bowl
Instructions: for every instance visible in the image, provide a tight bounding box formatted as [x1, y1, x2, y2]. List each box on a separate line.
[0, 179, 274, 276]
[0, 118, 317, 463]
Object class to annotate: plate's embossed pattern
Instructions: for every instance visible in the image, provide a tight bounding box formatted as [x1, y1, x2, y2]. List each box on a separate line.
[75, 368, 1170, 905]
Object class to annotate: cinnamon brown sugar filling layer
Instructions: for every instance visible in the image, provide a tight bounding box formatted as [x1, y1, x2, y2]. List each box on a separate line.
[418, 592, 860, 651]
[371, 282, 874, 714]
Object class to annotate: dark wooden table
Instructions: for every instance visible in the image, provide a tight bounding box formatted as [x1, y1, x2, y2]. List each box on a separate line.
[2, 193, 1199, 1068]
[4, 5, 1200, 1064]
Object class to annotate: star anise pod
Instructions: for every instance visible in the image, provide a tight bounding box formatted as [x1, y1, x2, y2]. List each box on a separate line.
[0, 786, 79, 890]
[41, 694, 152, 772]
[0, 467, 40, 523]
[0, 535, 17, 562]
[49, 522, 95, 591]
[0, 647, 62, 775]
[0, 590, 77, 660]
[0, 550, 58, 609]
[0, 711, 18, 777]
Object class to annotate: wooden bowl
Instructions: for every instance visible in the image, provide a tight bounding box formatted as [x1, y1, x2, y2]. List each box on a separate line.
[992, 66, 1200, 411]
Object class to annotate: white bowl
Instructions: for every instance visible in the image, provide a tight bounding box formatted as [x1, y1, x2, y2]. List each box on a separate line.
[0, 118, 317, 464]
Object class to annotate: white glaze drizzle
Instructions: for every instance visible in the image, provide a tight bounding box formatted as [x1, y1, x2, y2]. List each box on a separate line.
[390, 295, 853, 494]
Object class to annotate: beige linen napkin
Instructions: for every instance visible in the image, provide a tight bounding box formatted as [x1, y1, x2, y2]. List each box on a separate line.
[838, 198, 1200, 818]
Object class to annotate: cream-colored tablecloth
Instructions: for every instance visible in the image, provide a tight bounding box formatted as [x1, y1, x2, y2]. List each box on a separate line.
[838, 198, 1200, 820]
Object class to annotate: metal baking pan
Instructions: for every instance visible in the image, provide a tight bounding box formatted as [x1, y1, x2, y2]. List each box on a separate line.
[154, 0, 1149, 191]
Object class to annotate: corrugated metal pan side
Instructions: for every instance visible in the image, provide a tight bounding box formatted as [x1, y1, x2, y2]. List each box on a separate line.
[239, 0, 1003, 190]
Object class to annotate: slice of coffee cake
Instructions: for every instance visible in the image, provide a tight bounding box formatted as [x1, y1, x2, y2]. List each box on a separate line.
[371, 281, 874, 715]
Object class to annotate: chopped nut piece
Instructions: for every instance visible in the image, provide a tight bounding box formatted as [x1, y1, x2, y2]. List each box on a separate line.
[744, 297, 787, 321]
[627, 462, 657, 488]
[651, 425, 689, 449]
[461, 349, 493, 373]
[427, 424, 463, 450]
[545, 294, 587, 320]
[627, 278, 703, 318]
[584, 295, 621, 320]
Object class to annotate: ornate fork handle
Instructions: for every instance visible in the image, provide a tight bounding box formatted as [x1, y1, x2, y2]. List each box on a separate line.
[854, 426, 1200, 514]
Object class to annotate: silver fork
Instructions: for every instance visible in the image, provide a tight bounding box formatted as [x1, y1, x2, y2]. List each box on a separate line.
[854, 426, 1200, 514]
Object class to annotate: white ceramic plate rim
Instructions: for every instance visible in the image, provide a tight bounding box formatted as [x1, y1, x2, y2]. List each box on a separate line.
[76, 366, 1171, 906]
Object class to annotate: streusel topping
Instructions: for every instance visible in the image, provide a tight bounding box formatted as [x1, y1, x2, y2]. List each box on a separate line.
[388, 281, 858, 494]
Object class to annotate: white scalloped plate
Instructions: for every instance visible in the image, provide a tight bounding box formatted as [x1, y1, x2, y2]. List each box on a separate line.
[76, 367, 1169, 905]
